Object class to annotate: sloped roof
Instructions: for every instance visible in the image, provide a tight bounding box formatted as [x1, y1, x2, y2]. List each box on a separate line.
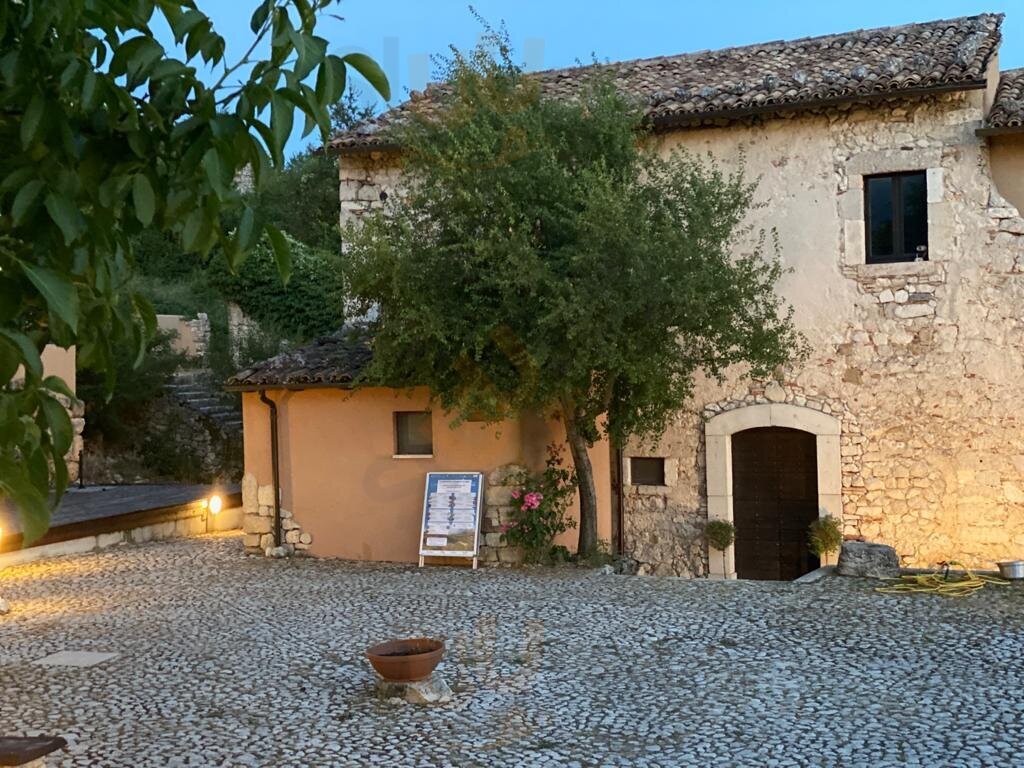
[330, 13, 1003, 152]
[985, 67, 1024, 131]
[224, 330, 372, 390]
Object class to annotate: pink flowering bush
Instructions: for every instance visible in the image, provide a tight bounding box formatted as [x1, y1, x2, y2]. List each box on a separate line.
[501, 443, 578, 563]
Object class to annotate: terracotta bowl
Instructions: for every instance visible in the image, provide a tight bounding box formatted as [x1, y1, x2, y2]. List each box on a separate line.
[366, 638, 445, 682]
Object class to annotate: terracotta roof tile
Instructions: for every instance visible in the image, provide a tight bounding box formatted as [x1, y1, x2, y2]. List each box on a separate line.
[225, 329, 372, 390]
[330, 13, 1003, 151]
[986, 67, 1024, 129]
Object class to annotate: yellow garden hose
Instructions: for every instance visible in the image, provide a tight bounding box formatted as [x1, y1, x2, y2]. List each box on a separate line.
[875, 561, 1010, 598]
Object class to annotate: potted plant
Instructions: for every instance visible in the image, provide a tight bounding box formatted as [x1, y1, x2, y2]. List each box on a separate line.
[704, 519, 736, 577]
[808, 515, 843, 564]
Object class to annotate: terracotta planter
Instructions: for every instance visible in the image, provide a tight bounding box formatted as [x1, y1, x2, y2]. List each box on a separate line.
[366, 638, 444, 682]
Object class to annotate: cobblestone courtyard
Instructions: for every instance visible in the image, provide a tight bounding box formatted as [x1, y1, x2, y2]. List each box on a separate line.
[1, 534, 1022, 767]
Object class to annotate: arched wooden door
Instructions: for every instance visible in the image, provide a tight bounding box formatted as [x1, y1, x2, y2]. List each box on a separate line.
[731, 427, 820, 581]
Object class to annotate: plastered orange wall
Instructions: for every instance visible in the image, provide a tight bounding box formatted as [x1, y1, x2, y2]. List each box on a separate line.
[242, 387, 612, 563]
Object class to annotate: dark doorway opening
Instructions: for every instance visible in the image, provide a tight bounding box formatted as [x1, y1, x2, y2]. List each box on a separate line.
[731, 427, 820, 581]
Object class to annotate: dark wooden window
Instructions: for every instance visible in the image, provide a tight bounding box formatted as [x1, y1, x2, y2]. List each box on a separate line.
[864, 171, 928, 263]
[394, 411, 433, 455]
[630, 457, 665, 486]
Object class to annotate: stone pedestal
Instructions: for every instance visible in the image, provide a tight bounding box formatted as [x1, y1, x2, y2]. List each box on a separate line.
[376, 673, 452, 705]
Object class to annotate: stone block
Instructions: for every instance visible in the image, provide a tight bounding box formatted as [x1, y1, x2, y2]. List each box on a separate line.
[243, 534, 262, 549]
[486, 486, 516, 506]
[487, 464, 525, 487]
[498, 546, 524, 564]
[894, 303, 933, 319]
[836, 541, 900, 579]
[245, 515, 272, 535]
[257, 485, 276, 506]
[242, 473, 258, 515]
[299, 533, 313, 545]
[285, 529, 301, 544]
[484, 532, 503, 547]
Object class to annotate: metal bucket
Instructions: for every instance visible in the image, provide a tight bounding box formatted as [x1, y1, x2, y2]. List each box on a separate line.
[997, 560, 1024, 580]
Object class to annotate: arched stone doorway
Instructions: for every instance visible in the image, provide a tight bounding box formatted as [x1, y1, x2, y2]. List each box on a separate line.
[705, 404, 841, 580]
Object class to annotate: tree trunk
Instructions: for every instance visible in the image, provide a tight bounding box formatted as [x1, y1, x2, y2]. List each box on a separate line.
[564, 413, 598, 558]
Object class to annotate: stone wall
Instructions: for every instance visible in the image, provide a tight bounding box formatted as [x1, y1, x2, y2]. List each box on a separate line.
[241, 473, 313, 555]
[338, 151, 402, 230]
[478, 464, 526, 565]
[622, 91, 1024, 574]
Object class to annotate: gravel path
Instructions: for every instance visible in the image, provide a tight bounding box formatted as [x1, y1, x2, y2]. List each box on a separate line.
[1, 534, 1022, 767]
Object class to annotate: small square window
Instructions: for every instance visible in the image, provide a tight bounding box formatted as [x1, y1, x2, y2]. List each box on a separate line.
[395, 411, 433, 456]
[630, 457, 665, 486]
[864, 171, 928, 264]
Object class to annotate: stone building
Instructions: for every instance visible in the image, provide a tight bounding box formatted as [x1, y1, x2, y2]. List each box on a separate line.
[236, 13, 1024, 579]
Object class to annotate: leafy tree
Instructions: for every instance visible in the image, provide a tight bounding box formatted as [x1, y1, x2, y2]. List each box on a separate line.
[344, 34, 801, 556]
[0, 0, 388, 541]
[251, 92, 377, 251]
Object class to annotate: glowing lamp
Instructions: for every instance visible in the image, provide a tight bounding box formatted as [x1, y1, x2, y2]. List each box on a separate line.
[208, 495, 223, 515]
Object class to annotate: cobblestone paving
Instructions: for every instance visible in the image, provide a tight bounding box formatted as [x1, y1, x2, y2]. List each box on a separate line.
[1, 534, 1022, 767]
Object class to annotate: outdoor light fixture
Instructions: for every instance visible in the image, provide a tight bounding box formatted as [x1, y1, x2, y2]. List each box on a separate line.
[208, 495, 223, 515]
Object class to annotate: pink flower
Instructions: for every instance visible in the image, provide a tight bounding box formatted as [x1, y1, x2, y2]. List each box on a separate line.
[521, 491, 543, 511]
[499, 523, 511, 532]
[511, 489, 521, 500]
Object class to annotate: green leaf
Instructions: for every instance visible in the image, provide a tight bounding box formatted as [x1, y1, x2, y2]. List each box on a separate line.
[40, 394, 72, 457]
[343, 53, 390, 101]
[201, 147, 226, 197]
[0, 328, 42, 379]
[43, 192, 86, 244]
[0, 458, 51, 544]
[20, 92, 44, 148]
[41, 374, 75, 400]
[316, 55, 347, 106]
[11, 179, 45, 225]
[269, 93, 294, 163]
[265, 225, 292, 285]
[250, 0, 273, 33]
[20, 262, 80, 333]
[237, 205, 258, 251]
[0, 335, 18, 383]
[132, 174, 156, 225]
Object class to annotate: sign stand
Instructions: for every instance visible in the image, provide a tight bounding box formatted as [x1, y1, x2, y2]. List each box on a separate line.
[417, 472, 484, 569]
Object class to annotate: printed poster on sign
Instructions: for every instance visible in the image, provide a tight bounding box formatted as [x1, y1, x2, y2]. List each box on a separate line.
[419, 472, 484, 558]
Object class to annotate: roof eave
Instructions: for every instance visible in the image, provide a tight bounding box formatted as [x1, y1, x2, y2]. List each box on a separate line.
[976, 125, 1024, 137]
[650, 79, 990, 131]
[223, 381, 356, 393]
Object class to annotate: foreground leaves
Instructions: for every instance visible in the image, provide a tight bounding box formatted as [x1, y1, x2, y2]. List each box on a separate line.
[0, 0, 387, 541]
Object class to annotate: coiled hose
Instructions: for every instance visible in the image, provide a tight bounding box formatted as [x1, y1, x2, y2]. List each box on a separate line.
[875, 561, 1010, 598]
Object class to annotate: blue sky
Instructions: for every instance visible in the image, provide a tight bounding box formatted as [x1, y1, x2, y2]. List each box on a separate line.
[170, 1, 1024, 158]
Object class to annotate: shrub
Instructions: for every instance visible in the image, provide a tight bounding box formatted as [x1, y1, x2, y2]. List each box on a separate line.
[501, 444, 578, 563]
[808, 515, 843, 558]
[705, 519, 736, 551]
[78, 330, 185, 445]
[206, 233, 346, 341]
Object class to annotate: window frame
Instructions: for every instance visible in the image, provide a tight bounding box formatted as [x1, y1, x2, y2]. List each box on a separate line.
[393, 411, 433, 457]
[630, 457, 666, 487]
[864, 170, 929, 265]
